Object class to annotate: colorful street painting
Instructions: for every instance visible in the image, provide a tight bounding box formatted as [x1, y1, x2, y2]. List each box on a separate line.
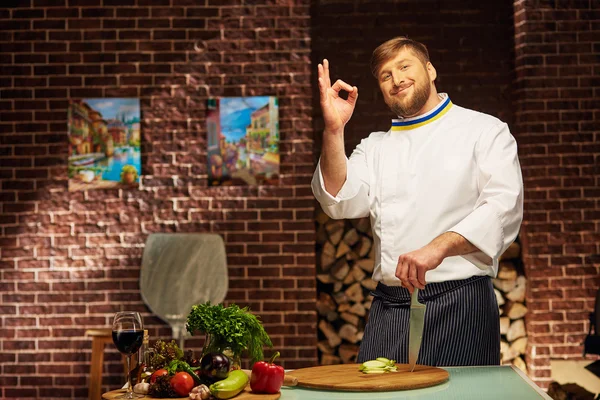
[207, 96, 279, 186]
[68, 98, 141, 191]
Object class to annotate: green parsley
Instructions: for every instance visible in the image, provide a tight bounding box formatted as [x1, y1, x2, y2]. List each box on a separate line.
[186, 302, 273, 364]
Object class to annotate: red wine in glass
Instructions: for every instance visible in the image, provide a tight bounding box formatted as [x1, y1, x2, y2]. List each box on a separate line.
[112, 311, 144, 399]
[112, 330, 144, 355]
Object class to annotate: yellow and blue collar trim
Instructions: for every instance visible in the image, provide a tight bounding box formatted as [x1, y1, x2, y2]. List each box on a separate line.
[391, 96, 452, 131]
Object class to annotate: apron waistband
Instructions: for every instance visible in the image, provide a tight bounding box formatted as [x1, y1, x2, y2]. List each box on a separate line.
[372, 276, 489, 306]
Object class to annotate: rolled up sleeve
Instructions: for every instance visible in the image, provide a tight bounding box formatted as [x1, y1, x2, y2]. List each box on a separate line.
[448, 122, 524, 273]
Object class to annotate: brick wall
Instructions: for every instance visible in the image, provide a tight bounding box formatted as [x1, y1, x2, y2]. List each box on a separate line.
[513, 0, 600, 389]
[0, 1, 315, 398]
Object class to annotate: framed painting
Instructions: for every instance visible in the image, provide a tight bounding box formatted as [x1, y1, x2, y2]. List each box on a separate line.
[68, 98, 141, 191]
[207, 96, 279, 186]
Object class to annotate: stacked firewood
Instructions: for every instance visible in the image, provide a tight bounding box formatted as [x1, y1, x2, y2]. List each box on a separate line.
[495, 243, 528, 373]
[315, 207, 528, 372]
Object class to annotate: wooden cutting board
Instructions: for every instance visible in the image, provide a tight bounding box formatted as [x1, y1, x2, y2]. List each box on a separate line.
[102, 386, 280, 399]
[287, 363, 449, 391]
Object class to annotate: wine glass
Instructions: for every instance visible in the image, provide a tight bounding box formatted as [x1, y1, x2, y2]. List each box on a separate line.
[112, 311, 144, 399]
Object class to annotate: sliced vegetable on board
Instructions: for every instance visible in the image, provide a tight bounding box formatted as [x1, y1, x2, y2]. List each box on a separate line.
[359, 357, 399, 374]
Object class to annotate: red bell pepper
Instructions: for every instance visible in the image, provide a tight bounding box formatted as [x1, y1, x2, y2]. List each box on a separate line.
[250, 351, 285, 394]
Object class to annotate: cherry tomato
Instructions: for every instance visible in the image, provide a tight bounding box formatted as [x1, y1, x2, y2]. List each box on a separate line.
[150, 368, 168, 383]
[170, 371, 195, 397]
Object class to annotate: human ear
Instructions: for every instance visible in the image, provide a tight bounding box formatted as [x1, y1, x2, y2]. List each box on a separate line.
[427, 62, 437, 82]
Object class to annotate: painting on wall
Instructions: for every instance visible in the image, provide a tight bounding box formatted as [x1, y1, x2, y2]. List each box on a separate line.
[68, 98, 141, 191]
[207, 96, 279, 186]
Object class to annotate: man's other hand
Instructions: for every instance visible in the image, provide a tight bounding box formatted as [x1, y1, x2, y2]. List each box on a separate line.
[395, 244, 444, 293]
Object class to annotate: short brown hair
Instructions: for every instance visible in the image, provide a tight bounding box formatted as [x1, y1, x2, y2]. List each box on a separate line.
[370, 37, 430, 78]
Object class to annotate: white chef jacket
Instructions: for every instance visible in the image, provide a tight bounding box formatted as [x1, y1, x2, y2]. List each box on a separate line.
[312, 94, 524, 285]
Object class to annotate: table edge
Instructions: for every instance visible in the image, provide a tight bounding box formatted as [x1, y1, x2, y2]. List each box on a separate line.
[510, 365, 552, 400]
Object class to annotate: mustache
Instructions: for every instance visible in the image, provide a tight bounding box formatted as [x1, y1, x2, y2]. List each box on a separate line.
[390, 83, 412, 95]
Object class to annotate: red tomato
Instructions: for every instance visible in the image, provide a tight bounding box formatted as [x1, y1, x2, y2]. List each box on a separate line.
[150, 369, 168, 383]
[170, 371, 195, 397]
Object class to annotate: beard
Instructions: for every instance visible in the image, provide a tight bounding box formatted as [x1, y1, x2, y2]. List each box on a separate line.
[385, 80, 431, 118]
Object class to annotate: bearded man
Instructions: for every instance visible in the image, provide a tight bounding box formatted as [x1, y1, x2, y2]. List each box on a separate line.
[312, 37, 524, 366]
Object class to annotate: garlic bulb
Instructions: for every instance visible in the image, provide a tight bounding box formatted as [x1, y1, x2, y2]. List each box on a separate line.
[133, 382, 149, 394]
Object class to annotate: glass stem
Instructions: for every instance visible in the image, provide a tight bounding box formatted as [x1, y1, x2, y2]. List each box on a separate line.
[126, 355, 132, 397]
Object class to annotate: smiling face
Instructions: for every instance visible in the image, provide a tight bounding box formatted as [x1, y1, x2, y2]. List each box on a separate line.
[377, 48, 437, 118]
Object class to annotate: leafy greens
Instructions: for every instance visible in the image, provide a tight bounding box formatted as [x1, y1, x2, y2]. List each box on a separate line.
[148, 339, 184, 370]
[186, 302, 273, 364]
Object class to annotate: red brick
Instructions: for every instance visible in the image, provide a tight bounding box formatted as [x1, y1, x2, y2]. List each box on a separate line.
[551, 345, 584, 357]
[247, 267, 281, 278]
[247, 244, 280, 254]
[551, 300, 585, 310]
[552, 321, 584, 333]
[565, 288, 599, 298]
[550, 255, 584, 265]
[38, 388, 72, 397]
[228, 278, 262, 290]
[246, 198, 280, 209]
[39, 317, 73, 326]
[22, 376, 52, 385]
[5, 389, 38, 398]
[0, 352, 16, 363]
[261, 255, 295, 265]
[531, 288, 565, 299]
[0, 376, 18, 386]
[549, 278, 583, 288]
[291, 259, 315, 274]
[261, 278, 295, 289]
[3, 340, 35, 350]
[55, 375, 87, 386]
[565, 311, 589, 321]
[284, 313, 314, 324]
[18, 328, 50, 338]
[528, 324, 551, 334]
[528, 311, 566, 322]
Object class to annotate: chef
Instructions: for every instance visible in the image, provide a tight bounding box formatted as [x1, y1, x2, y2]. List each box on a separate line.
[312, 37, 524, 366]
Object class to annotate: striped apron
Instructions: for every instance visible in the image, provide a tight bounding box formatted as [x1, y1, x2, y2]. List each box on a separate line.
[357, 276, 500, 366]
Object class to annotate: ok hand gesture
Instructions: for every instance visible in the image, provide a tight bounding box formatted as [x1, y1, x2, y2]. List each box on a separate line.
[318, 59, 358, 134]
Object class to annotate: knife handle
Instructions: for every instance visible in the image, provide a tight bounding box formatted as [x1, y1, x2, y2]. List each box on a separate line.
[411, 288, 419, 304]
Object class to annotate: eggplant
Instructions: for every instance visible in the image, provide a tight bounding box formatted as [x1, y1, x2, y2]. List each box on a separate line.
[199, 352, 231, 383]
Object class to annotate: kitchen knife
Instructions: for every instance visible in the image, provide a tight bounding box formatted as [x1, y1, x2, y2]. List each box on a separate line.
[408, 288, 426, 372]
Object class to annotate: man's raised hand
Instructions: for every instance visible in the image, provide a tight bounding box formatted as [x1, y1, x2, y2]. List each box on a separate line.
[318, 59, 358, 134]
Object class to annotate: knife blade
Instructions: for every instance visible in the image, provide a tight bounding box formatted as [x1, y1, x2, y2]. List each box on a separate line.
[408, 288, 426, 372]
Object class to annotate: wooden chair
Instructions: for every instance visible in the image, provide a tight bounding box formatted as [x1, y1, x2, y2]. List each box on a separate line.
[86, 329, 133, 400]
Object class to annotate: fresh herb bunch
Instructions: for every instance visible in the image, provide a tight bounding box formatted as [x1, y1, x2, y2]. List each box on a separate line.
[149, 339, 184, 370]
[186, 302, 273, 364]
